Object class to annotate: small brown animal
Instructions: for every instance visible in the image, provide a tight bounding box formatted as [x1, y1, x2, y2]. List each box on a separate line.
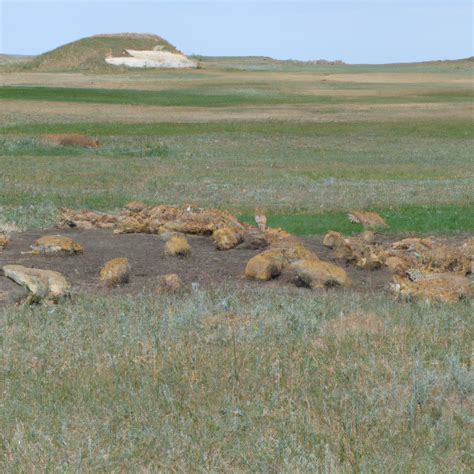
[43, 134, 100, 148]
[255, 208, 267, 232]
[347, 211, 387, 230]
[30, 235, 83, 255]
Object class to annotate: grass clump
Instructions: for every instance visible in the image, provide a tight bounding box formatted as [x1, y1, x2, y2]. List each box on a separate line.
[0, 287, 472, 471]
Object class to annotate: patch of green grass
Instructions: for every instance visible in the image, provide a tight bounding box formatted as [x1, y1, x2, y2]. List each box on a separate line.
[0, 86, 329, 107]
[1, 86, 473, 108]
[0, 288, 472, 471]
[240, 205, 474, 235]
[2, 118, 473, 140]
[0, 137, 168, 158]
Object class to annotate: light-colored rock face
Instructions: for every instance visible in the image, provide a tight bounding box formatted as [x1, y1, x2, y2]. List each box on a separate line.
[165, 236, 192, 257]
[105, 49, 197, 69]
[31, 235, 83, 255]
[157, 274, 184, 294]
[3, 265, 70, 302]
[99, 258, 130, 287]
[289, 258, 352, 289]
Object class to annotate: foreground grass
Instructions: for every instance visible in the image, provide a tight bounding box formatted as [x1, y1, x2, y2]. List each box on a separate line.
[0, 288, 472, 471]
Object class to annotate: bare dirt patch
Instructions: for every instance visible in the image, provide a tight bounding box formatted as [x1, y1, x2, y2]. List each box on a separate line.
[0, 228, 401, 303]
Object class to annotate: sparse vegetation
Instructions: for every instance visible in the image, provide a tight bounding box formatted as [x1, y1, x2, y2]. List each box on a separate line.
[0, 288, 472, 471]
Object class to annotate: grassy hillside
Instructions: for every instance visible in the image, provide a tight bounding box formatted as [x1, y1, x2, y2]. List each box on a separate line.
[22, 33, 180, 72]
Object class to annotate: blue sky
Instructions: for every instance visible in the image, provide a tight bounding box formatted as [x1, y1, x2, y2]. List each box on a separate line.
[1, 1, 472, 63]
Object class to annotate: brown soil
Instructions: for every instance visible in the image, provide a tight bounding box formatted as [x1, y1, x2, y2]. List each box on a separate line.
[0, 229, 468, 304]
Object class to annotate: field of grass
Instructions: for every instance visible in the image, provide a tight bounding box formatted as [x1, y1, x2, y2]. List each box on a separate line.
[0, 57, 472, 470]
[1, 287, 472, 471]
[0, 115, 472, 231]
[1, 85, 473, 107]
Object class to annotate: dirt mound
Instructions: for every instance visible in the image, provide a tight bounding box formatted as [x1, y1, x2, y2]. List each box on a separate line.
[322, 230, 473, 303]
[24, 33, 180, 71]
[0, 229, 392, 304]
[1, 203, 472, 304]
[1, 227, 470, 305]
[42, 134, 100, 148]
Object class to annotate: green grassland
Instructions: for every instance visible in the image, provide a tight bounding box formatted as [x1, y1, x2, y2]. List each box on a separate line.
[1, 85, 473, 107]
[0, 116, 472, 232]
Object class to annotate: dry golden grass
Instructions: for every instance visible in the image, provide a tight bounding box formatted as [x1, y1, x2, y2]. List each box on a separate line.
[165, 235, 192, 257]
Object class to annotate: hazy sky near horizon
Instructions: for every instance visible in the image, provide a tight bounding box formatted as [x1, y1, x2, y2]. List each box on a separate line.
[1, 1, 472, 63]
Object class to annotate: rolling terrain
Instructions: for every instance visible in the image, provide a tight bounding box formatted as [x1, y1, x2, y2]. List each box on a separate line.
[0, 50, 472, 231]
[0, 37, 472, 471]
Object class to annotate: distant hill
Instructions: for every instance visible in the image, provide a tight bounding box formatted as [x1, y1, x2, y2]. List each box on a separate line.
[23, 33, 181, 71]
[378, 56, 474, 67]
[196, 56, 345, 69]
[0, 54, 33, 66]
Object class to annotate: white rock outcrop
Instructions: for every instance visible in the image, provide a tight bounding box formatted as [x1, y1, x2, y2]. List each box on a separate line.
[106, 49, 197, 69]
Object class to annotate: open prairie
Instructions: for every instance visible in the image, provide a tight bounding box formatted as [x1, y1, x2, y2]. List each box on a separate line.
[0, 59, 473, 229]
[0, 56, 473, 471]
